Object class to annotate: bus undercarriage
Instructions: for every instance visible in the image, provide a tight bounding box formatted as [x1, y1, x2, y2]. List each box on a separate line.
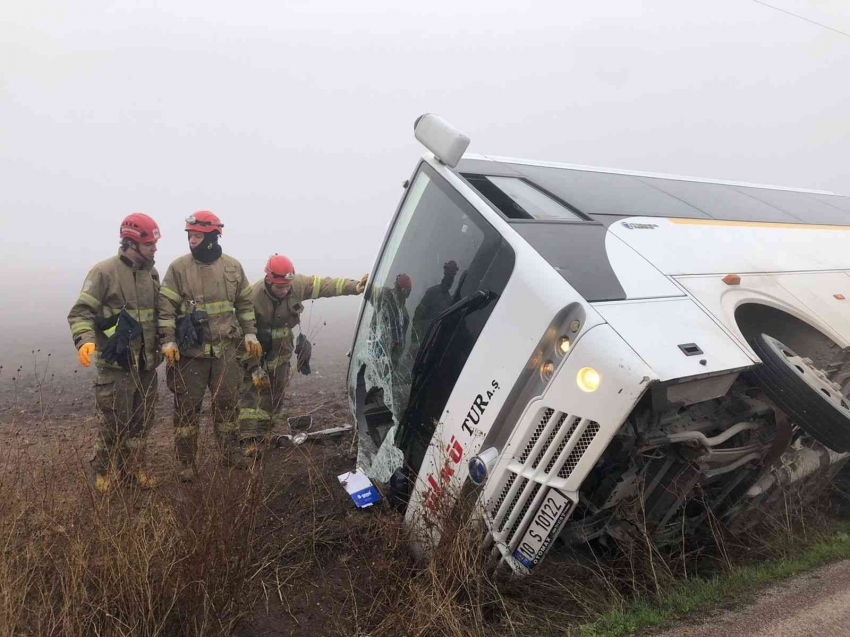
[561, 336, 850, 553]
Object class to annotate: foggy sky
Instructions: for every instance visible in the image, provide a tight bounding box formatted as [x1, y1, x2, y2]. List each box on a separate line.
[1, 0, 848, 370]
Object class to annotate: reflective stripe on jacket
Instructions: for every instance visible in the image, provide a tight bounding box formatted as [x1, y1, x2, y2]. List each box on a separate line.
[67, 251, 161, 371]
[158, 253, 256, 358]
[250, 273, 360, 371]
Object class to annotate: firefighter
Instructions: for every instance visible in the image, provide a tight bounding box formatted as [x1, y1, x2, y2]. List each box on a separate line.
[67, 213, 162, 492]
[412, 260, 459, 344]
[158, 211, 262, 481]
[238, 254, 367, 457]
[371, 273, 412, 366]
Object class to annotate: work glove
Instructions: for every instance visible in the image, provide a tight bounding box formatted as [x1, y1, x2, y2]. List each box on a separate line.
[295, 332, 312, 376]
[252, 367, 270, 389]
[100, 308, 142, 370]
[77, 342, 96, 367]
[244, 333, 263, 358]
[162, 342, 180, 364]
[176, 313, 205, 351]
[356, 273, 369, 294]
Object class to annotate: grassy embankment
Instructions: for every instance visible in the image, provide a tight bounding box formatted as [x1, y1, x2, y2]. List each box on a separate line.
[2, 432, 847, 637]
[578, 523, 850, 637]
[1, 355, 849, 636]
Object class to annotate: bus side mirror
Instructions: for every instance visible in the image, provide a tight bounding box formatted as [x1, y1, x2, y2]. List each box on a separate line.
[414, 113, 470, 168]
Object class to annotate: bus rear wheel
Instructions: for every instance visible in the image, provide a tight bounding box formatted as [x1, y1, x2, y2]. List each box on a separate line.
[750, 333, 850, 452]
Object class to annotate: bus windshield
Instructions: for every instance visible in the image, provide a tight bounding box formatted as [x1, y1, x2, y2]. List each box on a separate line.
[349, 162, 513, 482]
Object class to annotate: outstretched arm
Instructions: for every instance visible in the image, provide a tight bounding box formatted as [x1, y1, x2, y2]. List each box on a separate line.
[302, 273, 365, 300]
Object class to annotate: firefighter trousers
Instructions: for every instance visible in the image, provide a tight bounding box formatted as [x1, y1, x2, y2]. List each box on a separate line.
[92, 366, 158, 478]
[167, 346, 242, 467]
[238, 363, 291, 442]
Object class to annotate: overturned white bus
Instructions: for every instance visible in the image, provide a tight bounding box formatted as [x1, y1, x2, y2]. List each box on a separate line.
[347, 114, 850, 574]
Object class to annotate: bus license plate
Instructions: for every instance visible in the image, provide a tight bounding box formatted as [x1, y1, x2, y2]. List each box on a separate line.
[512, 489, 572, 569]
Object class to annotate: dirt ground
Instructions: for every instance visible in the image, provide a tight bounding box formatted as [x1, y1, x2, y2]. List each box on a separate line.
[0, 349, 353, 481]
[654, 559, 850, 637]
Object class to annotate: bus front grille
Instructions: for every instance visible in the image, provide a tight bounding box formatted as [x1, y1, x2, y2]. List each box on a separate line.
[487, 407, 601, 570]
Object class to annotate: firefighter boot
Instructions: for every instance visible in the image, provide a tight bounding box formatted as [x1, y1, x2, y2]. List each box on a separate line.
[119, 437, 159, 489]
[93, 473, 111, 494]
[175, 425, 199, 482]
[218, 422, 248, 469]
[241, 436, 263, 460]
[125, 470, 161, 490]
[223, 446, 250, 469]
[177, 466, 197, 483]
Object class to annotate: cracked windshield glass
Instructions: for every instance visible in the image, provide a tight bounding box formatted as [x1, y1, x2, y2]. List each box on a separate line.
[349, 163, 501, 481]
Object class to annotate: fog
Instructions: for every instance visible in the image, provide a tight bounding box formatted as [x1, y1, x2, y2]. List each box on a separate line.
[1, 0, 848, 375]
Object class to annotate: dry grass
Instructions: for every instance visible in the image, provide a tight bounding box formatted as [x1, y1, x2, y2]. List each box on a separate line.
[1, 355, 848, 636]
[0, 450, 265, 637]
[1, 437, 845, 637]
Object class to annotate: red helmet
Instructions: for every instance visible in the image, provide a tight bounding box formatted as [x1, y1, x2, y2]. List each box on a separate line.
[120, 213, 161, 242]
[265, 254, 295, 284]
[396, 273, 412, 291]
[185, 210, 224, 235]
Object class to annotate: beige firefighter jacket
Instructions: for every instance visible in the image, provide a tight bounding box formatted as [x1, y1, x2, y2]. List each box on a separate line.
[67, 251, 161, 371]
[158, 253, 256, 358]
[250, 273, 360, 372]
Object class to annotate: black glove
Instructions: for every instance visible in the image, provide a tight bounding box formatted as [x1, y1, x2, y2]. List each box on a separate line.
[100, 309, 142, 369]
[176, 310, 206, 352]
[295, 332, 312, 376]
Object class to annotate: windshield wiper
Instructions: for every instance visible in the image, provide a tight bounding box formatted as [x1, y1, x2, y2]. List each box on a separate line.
[410, 289, 495, 396]
[397, 289, 495, 456]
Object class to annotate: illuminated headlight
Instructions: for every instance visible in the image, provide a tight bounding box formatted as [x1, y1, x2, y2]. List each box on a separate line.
[557, 336, 571, 355]
[576, 367, 601, 392]
[468, 447, 499, 485]
[541, 360, 556, 381]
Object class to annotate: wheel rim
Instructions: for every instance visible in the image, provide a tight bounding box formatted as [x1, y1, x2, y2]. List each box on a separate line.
[762, 334, 850, 415]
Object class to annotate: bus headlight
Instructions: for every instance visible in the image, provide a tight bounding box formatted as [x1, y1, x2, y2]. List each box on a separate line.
[576, 367, 601, 392]
[557, 336, 571, 355]
[541, 360, 555, 381]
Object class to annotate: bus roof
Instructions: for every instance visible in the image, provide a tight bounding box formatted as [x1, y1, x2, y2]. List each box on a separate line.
[458, 154, 850, 226]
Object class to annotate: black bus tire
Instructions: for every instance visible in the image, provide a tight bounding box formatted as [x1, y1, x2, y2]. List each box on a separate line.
[750, 333, 850, 453]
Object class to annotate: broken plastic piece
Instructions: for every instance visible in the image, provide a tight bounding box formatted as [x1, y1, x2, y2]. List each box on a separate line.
[288, 415, 313, 431]
[338, 468, 382, 508]
[272, 424, 352, 447]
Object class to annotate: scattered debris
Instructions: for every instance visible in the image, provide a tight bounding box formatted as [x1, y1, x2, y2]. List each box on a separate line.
[272, 423, 353, 446]
[288, 414, 313, 431]
[338, 467, 381, 508]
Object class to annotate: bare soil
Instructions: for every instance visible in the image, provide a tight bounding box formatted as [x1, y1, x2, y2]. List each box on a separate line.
[0, 350, 352, 483]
